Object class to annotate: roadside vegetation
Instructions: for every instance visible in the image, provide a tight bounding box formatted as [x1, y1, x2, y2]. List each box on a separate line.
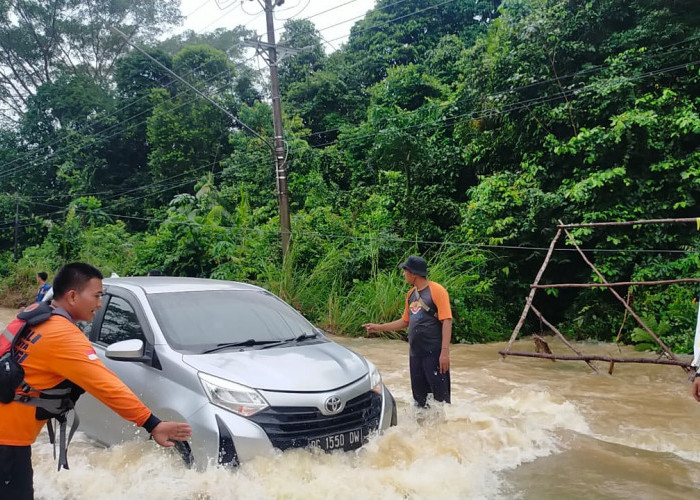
[1, 0, 699, 349]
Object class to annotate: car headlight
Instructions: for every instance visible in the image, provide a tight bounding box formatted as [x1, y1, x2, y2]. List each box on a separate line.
[369, 364, 383, 394]
[198, 372, 269, 417]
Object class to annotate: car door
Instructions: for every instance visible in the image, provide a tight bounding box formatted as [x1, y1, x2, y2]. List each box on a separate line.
[76, 288, 159, 446]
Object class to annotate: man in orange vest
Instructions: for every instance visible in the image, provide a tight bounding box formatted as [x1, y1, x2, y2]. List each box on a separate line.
[0, 262, 191, 499]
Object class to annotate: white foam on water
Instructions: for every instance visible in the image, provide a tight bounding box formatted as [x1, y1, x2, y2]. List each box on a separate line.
[30, 388, 589, 500]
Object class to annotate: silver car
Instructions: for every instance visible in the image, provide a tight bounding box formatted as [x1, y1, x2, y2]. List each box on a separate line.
[74, 277, 397, 466]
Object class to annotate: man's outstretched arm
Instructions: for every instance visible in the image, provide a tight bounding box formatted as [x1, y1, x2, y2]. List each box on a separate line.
[362, 319, 409, 334]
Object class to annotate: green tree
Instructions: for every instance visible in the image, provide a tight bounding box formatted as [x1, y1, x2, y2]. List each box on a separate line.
[146, 46, 238, 205]
[0, 0, 181, 114]
[278, 19, 326, 95]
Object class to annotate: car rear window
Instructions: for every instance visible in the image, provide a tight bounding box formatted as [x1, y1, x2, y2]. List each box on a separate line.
[147, 290, 319, 351]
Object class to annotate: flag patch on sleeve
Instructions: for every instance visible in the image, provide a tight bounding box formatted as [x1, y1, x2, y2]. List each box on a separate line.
[86, 349, 98, 361]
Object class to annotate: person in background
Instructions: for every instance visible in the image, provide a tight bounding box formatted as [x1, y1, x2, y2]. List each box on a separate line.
[362, 255, 453, 408]
[35, 272, 51, 303]
[0, 262, 192, 499]
[691, 291, 700, 402]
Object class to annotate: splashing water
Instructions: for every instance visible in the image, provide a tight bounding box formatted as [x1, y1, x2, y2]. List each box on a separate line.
[0, 309, 693, 500]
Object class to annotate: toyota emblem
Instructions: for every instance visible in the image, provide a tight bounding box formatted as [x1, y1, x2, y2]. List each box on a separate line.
[324, 396, 343, 414]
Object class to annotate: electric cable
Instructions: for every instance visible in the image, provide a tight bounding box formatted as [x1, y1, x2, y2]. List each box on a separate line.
[0, 47, 263, 180]
[0, 47, 260, 177]
[3, 199, 695, 256]
[184, 0, 213, 18]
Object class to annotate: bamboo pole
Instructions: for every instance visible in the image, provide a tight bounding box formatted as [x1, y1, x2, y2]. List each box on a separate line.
[530, 305, 599, 373]
[558, 217, 698, 229]
[504, 228, 562, 354]
[496, 350, 694, 368]
[532, 278, 700, 289]
[559, 221, 687, 373]
[614, 293, 631, 345]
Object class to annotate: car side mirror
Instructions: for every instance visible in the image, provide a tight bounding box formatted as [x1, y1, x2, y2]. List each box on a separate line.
[105, 339, 148, 362]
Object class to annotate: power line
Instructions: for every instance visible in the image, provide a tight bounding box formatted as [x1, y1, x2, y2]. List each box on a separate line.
[0, 48, 256, 177]
[0, 55, 255, 180]
[2, 1, 696, 196]
[6, 41, 695, 214]
[291, 51, 700, 147]
[321, 0, 456, 45]
[184, 0, 213, 18]
[0, 152, 269, 229]
[274, 0, 312, 21]
[111, 26, 274, 149]
[0, 0, 423, 178]
[4, 200, 696, 256]
[3, 29, 694, 195]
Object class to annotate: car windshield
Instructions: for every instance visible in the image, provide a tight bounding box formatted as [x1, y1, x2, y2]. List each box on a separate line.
[147, 289, 321, 352]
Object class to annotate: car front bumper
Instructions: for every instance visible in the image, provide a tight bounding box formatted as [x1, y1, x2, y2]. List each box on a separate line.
[185, 382, 397, 467]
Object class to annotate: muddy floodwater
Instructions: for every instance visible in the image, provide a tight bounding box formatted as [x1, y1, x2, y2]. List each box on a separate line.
[2, 307, 699, 499]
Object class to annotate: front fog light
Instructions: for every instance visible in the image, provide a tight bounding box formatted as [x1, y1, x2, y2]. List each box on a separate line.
[199, 372, 269, 417]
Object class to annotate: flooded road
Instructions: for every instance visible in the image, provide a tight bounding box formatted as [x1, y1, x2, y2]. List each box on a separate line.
[2, 307, 699, 499]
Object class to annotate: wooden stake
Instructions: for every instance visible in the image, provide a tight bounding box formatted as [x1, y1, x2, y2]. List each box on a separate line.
[530, 305, 599, 373]
[614, 293, 631, 345]
[558, 218, 697, 229]
[559, 221, 689, 375]
[497, 350, 693, 368]
[532, 278, 700, 289]
[504, 229, 562, 354]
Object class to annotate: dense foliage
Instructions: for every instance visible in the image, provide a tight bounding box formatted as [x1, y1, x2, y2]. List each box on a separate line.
[1, 0, 699, 349]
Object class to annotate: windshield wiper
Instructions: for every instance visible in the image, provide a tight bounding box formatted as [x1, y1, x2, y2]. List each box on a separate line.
[203, 339, 283, 354]
[256, 332, 321, 350]
[218, 332, 321, 353]
[257, 333, 320, 350]
[293, 332, 319, 342]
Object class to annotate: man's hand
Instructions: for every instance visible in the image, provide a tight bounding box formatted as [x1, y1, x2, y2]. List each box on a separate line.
[439, 349, 449, 373]
[692, 377, 700, 402]
[151, 421, 192, 447]
[362, 323, 380, 334]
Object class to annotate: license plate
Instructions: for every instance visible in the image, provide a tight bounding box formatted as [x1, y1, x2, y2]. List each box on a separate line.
[308, 428, 364, 452]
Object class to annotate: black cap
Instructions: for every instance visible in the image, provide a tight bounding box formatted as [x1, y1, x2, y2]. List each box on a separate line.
[398, 255, 428, 276]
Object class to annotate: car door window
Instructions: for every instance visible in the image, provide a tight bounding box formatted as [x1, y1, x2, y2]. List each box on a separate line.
[77, 297, 107, 339]
[77, 320, 93, 338]
[97, 296, 147, 346]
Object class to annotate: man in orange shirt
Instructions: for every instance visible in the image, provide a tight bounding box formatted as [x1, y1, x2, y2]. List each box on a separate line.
[0, 263, 191, 500]
[363, 255, 452, 407]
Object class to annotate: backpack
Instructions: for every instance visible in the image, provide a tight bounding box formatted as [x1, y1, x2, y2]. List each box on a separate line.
[0, 302, 54, 403]
[0, 302, 82, 470]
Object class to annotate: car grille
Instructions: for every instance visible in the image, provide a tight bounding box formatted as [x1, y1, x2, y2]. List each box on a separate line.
[249, 391, 382, 451]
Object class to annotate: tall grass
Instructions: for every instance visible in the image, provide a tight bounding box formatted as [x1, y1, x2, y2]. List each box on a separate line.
[260, 242, 510, 343]
[326, 270, 406, 338]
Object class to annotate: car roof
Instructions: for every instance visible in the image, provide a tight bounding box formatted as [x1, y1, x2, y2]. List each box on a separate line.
[103, 276, 263, 295]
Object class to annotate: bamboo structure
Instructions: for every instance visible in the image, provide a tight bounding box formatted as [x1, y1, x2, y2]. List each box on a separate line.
[501, 218, 699, 375]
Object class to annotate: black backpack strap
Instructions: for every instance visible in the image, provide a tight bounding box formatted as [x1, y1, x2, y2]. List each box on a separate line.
[56, 406, 80, 471]
[411, 287, 438, 318]
[45, 401, 80, 471]
[17, 302, 54, 325]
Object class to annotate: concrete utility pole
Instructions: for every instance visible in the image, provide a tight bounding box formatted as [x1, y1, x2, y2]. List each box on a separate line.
[263, 0, 291, 258]
[13, 193, 18, 261]
[110, 21, 292, 261]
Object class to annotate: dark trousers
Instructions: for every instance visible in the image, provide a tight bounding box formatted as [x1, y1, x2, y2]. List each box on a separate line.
[0, 445, 34, 500]
[409, 353, 451, 407]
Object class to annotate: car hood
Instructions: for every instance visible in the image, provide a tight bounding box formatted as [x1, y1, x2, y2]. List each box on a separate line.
[181, 341, 368, 392]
